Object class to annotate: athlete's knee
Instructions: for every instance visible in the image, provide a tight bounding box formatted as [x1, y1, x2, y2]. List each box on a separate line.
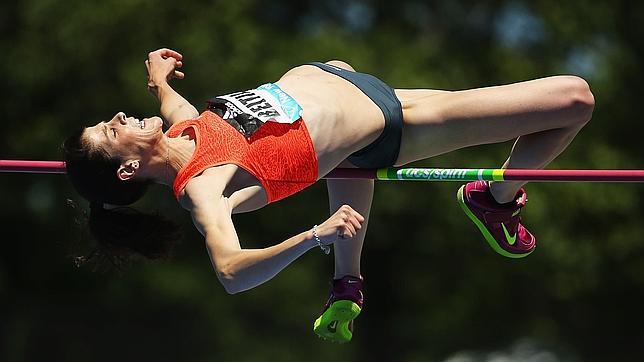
[560, 75, 595, 125]
[325, 60, 355, 72]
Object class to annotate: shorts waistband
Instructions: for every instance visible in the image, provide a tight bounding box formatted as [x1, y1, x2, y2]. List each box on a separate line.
[307, 62, 403, 169]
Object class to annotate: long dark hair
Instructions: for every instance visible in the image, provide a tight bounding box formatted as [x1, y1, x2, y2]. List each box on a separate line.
[63, 127, 181, 270]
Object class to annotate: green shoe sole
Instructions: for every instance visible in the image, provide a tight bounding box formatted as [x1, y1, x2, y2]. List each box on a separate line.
[457, 185, 533, 259]
[313, 300, 361, 343]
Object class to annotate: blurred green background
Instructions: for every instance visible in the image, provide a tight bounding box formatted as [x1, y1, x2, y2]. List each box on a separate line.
[1, 0, 643, 361]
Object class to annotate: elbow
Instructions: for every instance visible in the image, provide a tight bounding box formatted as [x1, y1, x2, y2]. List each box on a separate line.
[216, 266, 243, 295]
[222, 282, 241, 295]
[210, 251, 256, 295]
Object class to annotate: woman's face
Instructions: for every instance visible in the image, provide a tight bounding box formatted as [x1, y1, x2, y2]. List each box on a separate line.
[84, 112, 164, 160]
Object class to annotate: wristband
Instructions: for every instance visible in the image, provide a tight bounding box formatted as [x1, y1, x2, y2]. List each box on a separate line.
[312, 225, 330, 255]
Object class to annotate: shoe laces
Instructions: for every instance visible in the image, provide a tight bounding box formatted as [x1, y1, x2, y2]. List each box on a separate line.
[516, 192, 528, 208]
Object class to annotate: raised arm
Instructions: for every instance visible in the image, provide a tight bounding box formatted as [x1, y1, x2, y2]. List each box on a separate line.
[145, 48, 199, 126]
[188, 179, 365, 294]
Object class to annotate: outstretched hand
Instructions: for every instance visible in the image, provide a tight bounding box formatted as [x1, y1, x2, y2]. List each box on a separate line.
[145, 48, 184, 96]
[315, 205, 365, 245]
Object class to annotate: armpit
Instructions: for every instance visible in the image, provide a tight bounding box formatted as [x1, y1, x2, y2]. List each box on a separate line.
[229, 185, 268, 214]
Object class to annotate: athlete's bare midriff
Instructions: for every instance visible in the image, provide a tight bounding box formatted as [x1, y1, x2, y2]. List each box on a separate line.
[181, 63, 388, 213]
[276, 64, 385, 177]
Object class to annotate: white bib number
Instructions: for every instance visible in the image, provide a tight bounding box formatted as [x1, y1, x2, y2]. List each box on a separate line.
[217, 83, 303, 124]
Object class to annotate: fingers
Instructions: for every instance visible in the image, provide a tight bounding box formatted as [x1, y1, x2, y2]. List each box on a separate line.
[338, 220, 356, 239]
[316, 205, 366, 242]
[150, 48, 183, 60]
[145, 56, 181, 67]
[335, 205, 364, 239]
[145, 54, 185, 80]
[337, 205, 365, 224]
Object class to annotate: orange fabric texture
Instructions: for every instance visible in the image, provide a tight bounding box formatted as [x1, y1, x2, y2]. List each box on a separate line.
[166, 111, 318, 203]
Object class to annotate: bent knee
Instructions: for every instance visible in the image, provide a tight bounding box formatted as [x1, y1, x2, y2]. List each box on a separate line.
[325, 60, 355, 72]
[558, 75, 595, 126]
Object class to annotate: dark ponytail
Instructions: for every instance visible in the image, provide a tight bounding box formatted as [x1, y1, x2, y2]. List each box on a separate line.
[63, 127, 181, 270]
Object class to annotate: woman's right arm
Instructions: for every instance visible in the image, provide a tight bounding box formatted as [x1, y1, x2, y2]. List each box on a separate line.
[145, 48, 199, 126]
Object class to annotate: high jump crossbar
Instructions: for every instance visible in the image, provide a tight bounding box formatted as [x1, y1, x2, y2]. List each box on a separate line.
[2, 160, 644, 182]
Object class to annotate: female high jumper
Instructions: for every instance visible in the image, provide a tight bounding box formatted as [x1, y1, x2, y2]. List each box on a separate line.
[63, 48, 594, 343]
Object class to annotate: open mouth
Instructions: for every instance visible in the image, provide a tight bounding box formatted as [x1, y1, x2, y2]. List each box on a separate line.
[127, 115, 162, 131]
[132, 118, 146, 129]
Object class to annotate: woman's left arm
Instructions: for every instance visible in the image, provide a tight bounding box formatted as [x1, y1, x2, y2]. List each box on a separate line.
[145, 48, 199, 126]
[188, 179, 364, 294]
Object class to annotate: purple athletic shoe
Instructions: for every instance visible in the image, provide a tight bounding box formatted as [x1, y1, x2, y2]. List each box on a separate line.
[457, 181, 536, 258]
[313, 275, 363, 343]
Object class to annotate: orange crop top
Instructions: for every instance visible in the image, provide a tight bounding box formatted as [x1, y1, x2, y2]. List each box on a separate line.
[166, 111, 319, 203]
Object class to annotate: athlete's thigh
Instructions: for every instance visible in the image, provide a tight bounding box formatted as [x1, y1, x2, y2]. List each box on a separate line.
[394, 76, 592, 165]
[394, 88, 451, 100]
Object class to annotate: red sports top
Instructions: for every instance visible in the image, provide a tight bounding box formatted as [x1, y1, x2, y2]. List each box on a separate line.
[166, 111, 319, 203]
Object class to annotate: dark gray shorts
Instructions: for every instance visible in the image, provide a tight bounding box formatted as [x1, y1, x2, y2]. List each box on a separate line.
[307, 62, 403, 169]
